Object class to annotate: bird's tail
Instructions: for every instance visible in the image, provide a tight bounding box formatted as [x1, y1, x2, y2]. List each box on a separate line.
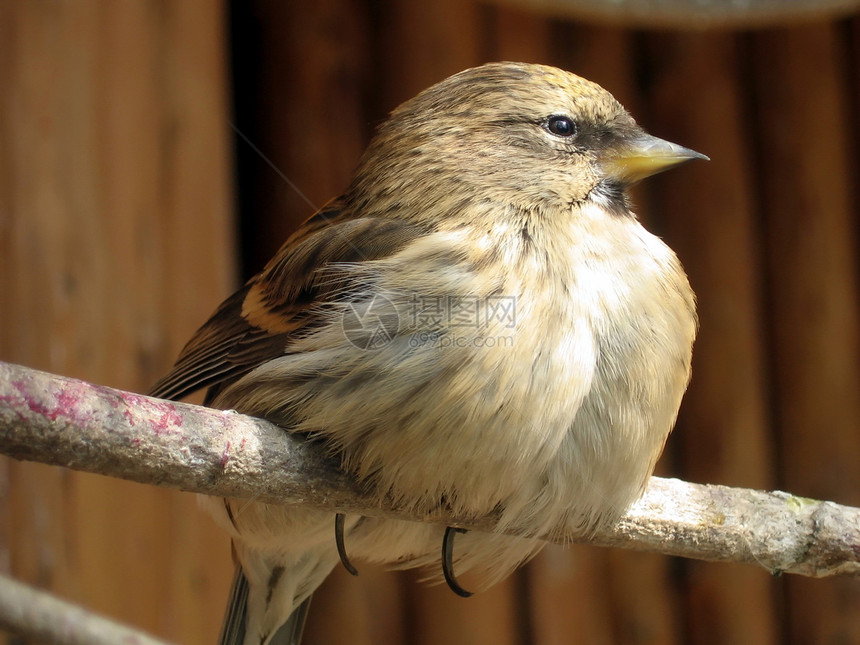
[218, 566, 249, 645]
[269, 596, 312, 645]
[217, 564, 314, 645]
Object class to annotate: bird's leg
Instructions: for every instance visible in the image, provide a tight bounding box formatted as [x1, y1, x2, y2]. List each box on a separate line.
[335, 513, 359, 576]
[442, 526, 473, 598]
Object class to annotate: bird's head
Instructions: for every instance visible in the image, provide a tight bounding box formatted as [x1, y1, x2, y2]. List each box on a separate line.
[346, 62, 706, 226]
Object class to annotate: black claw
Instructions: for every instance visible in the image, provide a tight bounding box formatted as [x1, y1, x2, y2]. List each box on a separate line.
[335, 513, 359, 576]
[442, 526, 473, 598]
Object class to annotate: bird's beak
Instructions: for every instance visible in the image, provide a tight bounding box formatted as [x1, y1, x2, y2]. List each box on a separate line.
[603, 133, 709, 184]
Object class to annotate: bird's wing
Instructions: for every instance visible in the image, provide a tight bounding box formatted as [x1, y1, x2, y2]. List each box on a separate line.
[148, 201, 426, 403]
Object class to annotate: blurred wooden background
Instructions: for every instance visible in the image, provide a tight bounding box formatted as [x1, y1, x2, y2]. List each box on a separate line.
[2, 1, 859, 644]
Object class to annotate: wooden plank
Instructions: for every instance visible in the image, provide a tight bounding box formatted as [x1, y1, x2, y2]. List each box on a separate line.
[526, 545, 615, 645]
[404, 570, 521, 645]
[304, 565, 407, 645]
[371, 0, 486, 112]
[232, 0, 370, 272]
[493, 4, 552, 63]
[645, 31, 779, 645]
[751, 22, 860, 645]
[0, 1, 236, 643]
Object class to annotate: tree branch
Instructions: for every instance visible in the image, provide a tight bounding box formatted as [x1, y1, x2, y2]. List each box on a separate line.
[0, 571, 173, 645]
[0, 360, 857, 578]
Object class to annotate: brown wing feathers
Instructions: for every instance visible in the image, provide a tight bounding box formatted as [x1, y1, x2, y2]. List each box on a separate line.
[149, 203, 425, 404]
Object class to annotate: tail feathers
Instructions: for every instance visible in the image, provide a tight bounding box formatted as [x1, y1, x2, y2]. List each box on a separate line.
[218, 566, 250, 645]
[216, 564, 319, 645]
[269, 597, 312, 645]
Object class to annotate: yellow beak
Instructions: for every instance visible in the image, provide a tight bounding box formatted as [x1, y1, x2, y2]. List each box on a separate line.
[603, 133, 708, 184]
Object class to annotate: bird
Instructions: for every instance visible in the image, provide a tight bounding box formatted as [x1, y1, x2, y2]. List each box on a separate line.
[150, 61, 703, 645]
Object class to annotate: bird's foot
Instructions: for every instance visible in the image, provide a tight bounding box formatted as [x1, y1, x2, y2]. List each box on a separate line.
[442, 526, 473, 598]
[335, 513, 359, 576]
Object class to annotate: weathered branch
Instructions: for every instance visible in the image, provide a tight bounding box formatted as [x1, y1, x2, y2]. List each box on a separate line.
[0, 360, 857, 578]
[0, 571, 173, 645]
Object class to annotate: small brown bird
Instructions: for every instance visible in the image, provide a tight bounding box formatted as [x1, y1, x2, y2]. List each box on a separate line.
[151, 62, 702, 645]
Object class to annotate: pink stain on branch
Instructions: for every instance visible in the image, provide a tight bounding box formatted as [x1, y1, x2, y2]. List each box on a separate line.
[119, 391, 151, 427]
[154, 404, 184, 436]
[119, 391, 184, 436]
[12, 379, 58, 420]
[6, 372, 186, 443]
[220, 441, 231, 469]
[10, 378, 95, 428]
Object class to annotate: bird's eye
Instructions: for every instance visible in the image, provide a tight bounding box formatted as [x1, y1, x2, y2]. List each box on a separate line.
[545, 115, 577, 137]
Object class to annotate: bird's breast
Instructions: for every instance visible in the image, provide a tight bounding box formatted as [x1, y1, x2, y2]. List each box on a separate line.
[321, 214, 695, 531]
